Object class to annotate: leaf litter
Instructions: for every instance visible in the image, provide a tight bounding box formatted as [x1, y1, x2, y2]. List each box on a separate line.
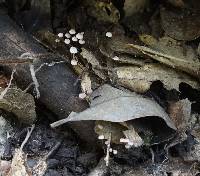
[2, 0, 200, 174]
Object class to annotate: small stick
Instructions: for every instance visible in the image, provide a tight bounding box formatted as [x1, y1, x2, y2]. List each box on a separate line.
[0, 68, 16, 99]
[29, 64, 40, 99]
[150, 148, 155, 164]
[0, 58, 33, 65]
[104, 133, 111, 167]
[50, 117, 70, 128]
[20, 124, 35, 150]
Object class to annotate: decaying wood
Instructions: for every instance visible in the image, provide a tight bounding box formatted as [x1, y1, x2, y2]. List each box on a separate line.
[0, 9, 97, 143]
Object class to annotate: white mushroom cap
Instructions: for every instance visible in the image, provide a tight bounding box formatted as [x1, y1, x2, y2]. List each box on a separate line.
[65, 33, 71, 38]
[106, 32, 112, 38]
[57, 33, 64, 38]
[69, 29, 76, 35]
[71, 59, 78, 65]
[70, 46, 78, 54]
[76, 33, 83, 40]
[98, 135, 105, 140]
[113, 150, 118, 155]
[125, 144, 131, 149]
[120, 138, 129, 143]
[79, 39, 85, 45]
[79, 92, 87, 99]
[64, 39, 70, 44]
[72, 36, 78, 42]
[112, 56, 119, 61]
[55, 39, 60, 43]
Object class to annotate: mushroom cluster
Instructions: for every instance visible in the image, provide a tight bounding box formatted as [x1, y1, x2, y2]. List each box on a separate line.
[56, 29, 86, 65]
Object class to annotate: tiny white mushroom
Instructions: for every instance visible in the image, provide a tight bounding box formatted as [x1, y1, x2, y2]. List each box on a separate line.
[125, 144, 131, 149]
[98, 135, 105, 140]
[55, 39, 60, 43]
[70, 46, 78, 54]
[79, 39, 85, 45]
[128, 141, 134, 146]
[120, 138, 129, 143]
[71, 59, 78, 66]
[106, 32, 112, 38]
[109, 148, 113, 152]
[112, 56, 119, 61]
[69, 29, 76, 35]
[64, 39, 70, 45]
[97, 124, 104, 130]
[65, 33, 71, 38]
[57, 33, 64, 38]
[72, 36, 78, 42]
[113, 150, 118, 155]
[105, 140, 109, 145]
[79, 92, 87, 99]
[76, 33, 83, 40]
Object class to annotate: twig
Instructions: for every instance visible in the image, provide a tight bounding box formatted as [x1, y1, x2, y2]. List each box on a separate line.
[0, 68, 16, 99]
[50, 117, 71, 128]
[150, 148, 155, 164]
[104, 133, 111, 167]
[29, 64, 40, 99]
[24, 61, 65, 93]
[46, 139, 63, 159]
[20, 124, 35, 150]
[33, 139, 63, 176]
[0, 58, 33, 65]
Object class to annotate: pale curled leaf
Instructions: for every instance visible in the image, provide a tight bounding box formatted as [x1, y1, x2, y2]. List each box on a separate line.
[51, 84, 176, 130]
[112, 63, 200, 93]
[128, 44, 200, 80]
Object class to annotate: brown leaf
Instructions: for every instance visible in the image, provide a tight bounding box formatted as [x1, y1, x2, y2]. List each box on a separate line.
[0, 88, 36, 124]
[124, 0, 148, 17]
[112, 63, 199, 93]
[168, 99, 191, 130]
[160, 7, 200, 41]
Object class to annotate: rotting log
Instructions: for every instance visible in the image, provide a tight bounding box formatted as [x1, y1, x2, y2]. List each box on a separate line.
[0, 8, 97, 144]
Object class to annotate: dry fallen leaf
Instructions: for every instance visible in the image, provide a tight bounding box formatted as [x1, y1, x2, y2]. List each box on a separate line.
[160, 7, 200, 41]
[7, 149, 31, 176]
[124, 0, 148, 17]
[81, 48, 107, 80]
[51, 84, 176, 131]
[111, 63, 199, 93]
[0, 88, 36, 124]
[128, 43, 200, 81]
[168, 99, 192, 131]
[0, 160, 11, 175]
[139, 35, 199, 63]
[81, 72, 93, 95]
[83, 0, 120, 23]
[167, 0, 185, 7]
